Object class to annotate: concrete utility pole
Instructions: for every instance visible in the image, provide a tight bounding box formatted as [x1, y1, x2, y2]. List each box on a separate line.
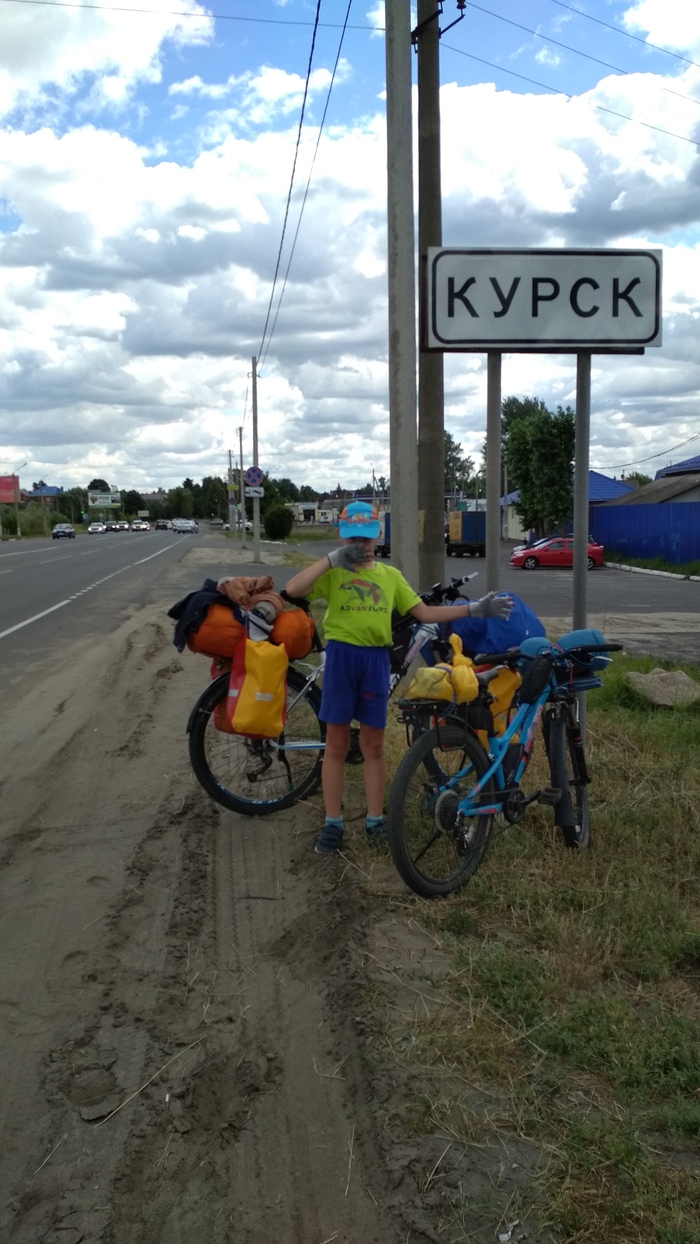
[251, 355, 261, 562]
[384, 0, 419, 585]
[238, 425, 245, 546]
[415, 0, 445, 588]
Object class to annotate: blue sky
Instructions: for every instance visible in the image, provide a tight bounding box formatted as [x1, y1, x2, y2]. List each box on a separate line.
[0, 0, 699, 492]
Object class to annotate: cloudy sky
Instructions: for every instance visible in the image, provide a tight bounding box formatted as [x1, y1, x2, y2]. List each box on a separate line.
[0, 0, 699, 494]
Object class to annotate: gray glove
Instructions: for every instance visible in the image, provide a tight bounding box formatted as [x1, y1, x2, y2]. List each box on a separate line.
[469, 592, 514, 620]
[327, 543, 368, 570]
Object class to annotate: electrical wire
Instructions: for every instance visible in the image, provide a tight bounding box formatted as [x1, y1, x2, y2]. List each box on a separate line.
[605, 432, 700, 471]
[258, 0, 353, 374]
[256, 0, 322, 366]
[545, 0, 700, 73]
[465, 2, 700, 111]
[442, 41, 700, 148]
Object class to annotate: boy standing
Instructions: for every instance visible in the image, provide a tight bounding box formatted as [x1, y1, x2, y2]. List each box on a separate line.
[285, 501, 512, 855]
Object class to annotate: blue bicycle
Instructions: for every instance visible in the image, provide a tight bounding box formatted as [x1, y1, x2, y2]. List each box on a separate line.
[387, 632, 622, 898]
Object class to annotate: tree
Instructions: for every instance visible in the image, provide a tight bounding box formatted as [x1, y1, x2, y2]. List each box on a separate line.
[122, 489, 145, 516]
[623, 471, 652, 488]
[87, 478, 110, 492]
[444, 431, 475, 493]
[264, 504, 294, 541]
[275, 478, 300, 502]
[299, 485, 318, 502]
[504, 397, 575, 537]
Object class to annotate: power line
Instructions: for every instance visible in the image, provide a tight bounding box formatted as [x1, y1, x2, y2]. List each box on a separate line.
[545, 0, 700, 73]
[442, 42, 700, 148]
[259, 0, 353, 374]
[606, 431, 700, 471]
[256, 0, 323, 365]
[465, 3, 700, 111]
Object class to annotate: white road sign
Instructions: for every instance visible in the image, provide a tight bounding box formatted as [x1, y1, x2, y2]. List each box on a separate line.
[245, 486, 264, 498]
[426, 248, 662, 350]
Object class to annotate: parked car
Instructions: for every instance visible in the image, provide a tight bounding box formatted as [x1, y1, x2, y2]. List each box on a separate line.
[510, 536, 604, 570]
[52, 523, 75, 539]
[87, 522, 106, 534]
[223, 520, 253, 532]
[155, 519, 172, 530]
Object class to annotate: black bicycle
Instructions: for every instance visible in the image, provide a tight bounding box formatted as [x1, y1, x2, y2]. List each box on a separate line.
[187, 574, 479, 817]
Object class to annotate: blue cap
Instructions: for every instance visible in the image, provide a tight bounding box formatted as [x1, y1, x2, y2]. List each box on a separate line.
[338, 501, 380, 539]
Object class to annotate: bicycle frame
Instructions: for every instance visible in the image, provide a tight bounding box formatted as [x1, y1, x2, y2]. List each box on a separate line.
[446, 690, 557, 818]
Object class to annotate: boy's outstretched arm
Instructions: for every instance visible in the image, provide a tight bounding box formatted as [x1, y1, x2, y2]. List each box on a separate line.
[410, 591, 514, 624]
[284, 544, 366, 598]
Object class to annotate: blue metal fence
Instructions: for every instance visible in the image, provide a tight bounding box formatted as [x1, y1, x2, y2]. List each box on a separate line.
[590, 503, 700, 565]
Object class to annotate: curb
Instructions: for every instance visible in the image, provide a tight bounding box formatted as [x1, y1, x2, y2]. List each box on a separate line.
[605, 561, 700, 583]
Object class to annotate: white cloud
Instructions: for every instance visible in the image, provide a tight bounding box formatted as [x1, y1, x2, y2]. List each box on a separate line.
[1, 2, 700, 492]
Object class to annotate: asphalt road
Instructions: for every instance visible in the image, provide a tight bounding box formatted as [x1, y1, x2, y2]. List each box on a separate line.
[2, 532, 699, 699]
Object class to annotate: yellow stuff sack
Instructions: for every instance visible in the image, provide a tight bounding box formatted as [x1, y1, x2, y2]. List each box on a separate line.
[404, 665, 454, 701]
[226, 638, 289, 738]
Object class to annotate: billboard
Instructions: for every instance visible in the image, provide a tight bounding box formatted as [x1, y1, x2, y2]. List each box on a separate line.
[88, 491, 121, 508]
[0, 475, 20, 504]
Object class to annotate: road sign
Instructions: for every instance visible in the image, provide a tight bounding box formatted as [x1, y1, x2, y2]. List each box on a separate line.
[425, 248, 662, 351]
[245, 486, 264, 498]
[244, 465, 264, 487]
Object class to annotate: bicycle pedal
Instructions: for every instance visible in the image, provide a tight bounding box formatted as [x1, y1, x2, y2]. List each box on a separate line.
[538, 786, 561, 806]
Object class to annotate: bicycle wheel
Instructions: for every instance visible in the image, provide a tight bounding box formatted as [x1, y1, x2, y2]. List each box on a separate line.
[188, 668, 325, 816]
[388, 724, 495, 898]
[543, 707, 590, 849]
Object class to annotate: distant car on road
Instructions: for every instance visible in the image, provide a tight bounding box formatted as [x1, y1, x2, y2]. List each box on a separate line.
[172, 518, 198, 533]
[116, 521, 130, 531]
[130, 520, 150, 531]
[87, 522, 106, 534]
[155, 519, 172, 530]
[104, 521, 119, 532]
[52, 523, 75, 539]
[223, 520, 253, 532]
[510, 536, 604, 570]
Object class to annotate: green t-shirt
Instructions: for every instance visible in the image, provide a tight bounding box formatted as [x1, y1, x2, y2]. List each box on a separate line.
[309, 561, 421, 647]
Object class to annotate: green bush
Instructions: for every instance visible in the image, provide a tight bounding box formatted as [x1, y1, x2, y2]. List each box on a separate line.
[263, 505, 294, 541]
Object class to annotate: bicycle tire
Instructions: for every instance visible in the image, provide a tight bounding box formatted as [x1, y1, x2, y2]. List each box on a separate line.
[388, 724, 495, 898]
[543, 708, 590, 849]
[188, 667, 325, 817]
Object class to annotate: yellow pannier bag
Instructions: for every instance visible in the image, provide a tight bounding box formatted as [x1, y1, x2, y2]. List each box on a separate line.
[483, 666, 522, 735]
[227, 638, 289, 738]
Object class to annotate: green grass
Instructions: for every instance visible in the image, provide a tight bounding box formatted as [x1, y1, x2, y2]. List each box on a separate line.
[370, 654, 700, 1243]
[605, 548, 700, 578]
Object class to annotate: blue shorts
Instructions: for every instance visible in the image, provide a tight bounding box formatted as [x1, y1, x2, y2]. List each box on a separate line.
[320, 640, 390, 729]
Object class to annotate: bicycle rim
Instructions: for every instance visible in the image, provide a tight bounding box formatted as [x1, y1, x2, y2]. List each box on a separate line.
[388, 724, 495, 898]
[188, 668, 325, 816]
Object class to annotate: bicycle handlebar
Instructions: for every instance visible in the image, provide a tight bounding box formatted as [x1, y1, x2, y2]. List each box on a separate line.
[472, 641, 624, 666]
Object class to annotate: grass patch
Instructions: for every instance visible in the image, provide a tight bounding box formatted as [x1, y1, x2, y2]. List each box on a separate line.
[376, 653, 700, 1241]
[605, 549, 700, 578]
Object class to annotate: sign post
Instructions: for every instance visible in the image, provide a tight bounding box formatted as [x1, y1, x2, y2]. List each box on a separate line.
[424, 247, 662, 687]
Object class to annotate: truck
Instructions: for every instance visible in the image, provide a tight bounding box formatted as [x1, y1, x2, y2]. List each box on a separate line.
[376, 512, 391, 558]
[446, 510, 486, 558]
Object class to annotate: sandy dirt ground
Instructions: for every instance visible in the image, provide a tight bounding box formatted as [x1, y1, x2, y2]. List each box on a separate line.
[1, 549, 697, 1244]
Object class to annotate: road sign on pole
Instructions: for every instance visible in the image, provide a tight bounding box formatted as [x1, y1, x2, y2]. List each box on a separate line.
[245, 486, 264, 498]
[244, 465, 264, 487]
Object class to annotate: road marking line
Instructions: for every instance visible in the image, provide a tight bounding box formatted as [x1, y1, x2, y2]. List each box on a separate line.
[0, 541, 185, 642]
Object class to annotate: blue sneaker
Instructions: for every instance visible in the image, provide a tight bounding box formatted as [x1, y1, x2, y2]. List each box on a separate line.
[314, 820, 344, 855]
[365, 817, 389, 849]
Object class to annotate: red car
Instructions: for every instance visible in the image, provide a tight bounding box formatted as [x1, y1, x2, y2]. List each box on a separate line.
[510, 536, 604, 570]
